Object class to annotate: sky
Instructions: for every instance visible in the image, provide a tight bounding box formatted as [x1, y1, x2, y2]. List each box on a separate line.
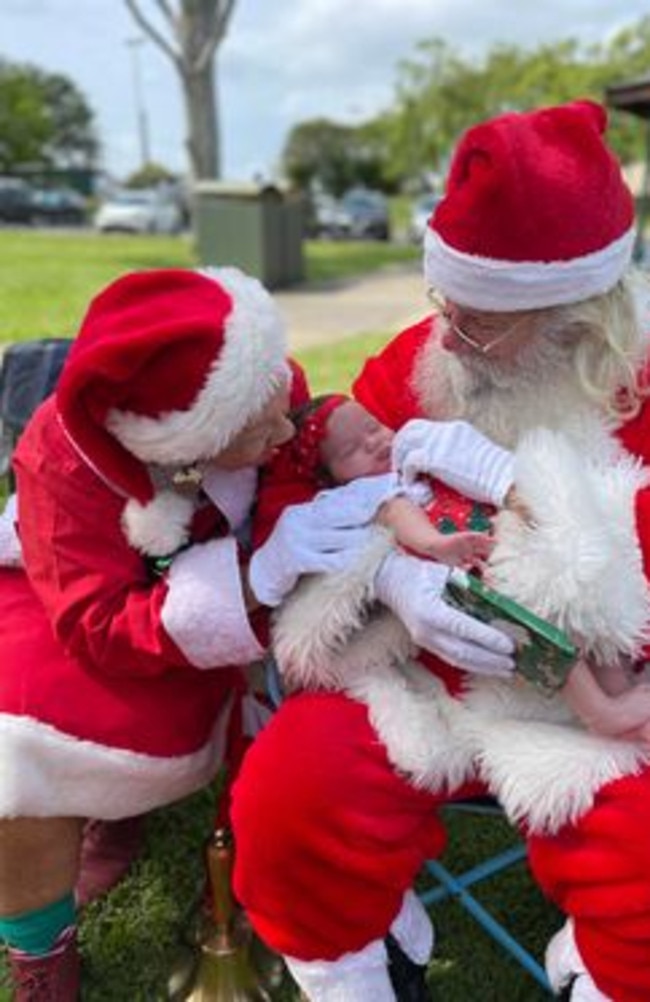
[1, 0, 649, 183]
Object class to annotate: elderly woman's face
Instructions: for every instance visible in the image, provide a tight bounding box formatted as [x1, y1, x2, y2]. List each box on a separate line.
[211, 384, 294, 469]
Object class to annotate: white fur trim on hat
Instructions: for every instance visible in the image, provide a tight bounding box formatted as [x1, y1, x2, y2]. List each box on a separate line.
[161, 536, 264, 668]
[107, 266, 289, 466]
[424, 226, 636, 311]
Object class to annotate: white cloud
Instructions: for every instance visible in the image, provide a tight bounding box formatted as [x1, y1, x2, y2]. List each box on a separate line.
[1, 0, 648, 181]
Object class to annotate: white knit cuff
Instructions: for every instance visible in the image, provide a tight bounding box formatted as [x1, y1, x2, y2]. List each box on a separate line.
[285, 938, 395, 1002]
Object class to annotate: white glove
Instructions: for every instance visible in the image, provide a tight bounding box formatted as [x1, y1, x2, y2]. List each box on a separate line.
[249, 495, 374, 607]
[392, 419, 514, 506]
[374, 551, 515, 676]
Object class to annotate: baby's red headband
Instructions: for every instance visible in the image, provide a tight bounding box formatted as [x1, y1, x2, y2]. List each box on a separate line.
[292, 394, 348, 484]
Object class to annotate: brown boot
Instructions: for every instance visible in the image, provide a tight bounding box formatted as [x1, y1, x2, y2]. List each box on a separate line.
[7, 925, 80, 1001]
[75, 815, 146, 908]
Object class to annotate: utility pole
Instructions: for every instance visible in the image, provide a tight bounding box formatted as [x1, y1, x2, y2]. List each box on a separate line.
[126, 36, 151, 169]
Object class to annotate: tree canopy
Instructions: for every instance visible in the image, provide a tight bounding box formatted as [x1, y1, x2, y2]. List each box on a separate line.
[0, 60, 98, 173]
[281, 15, 650, 194]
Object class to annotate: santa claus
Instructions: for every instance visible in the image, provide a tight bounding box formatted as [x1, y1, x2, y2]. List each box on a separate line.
[232, 100, 650, 1002]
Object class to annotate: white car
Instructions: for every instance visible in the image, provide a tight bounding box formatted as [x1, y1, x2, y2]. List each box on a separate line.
[408, 193, 442, 244]
[93, 189, 183, 234]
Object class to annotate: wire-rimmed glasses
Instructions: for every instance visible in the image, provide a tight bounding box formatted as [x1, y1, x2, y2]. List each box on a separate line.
[427, 289, 523, 355]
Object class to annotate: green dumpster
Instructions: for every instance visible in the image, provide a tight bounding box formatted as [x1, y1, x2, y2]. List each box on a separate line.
[193, 181, 305, 289]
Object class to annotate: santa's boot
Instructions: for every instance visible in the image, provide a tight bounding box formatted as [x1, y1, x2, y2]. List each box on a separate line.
[75, 815, 146, 908]
[7, 925, 80, 1001]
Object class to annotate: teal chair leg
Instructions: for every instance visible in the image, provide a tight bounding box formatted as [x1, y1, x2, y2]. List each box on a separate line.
[418, 802, 553, 994]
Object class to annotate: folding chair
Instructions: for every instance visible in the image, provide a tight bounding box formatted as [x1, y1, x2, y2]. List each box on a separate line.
[419, 799, 553, 995]
[0, 338, 71, 491]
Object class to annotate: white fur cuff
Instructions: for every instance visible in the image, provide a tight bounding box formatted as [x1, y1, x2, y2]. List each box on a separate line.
[161, 537, 263, 668]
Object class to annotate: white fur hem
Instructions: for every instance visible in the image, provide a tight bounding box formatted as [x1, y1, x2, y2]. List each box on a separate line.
[464, 679, 650, 834]
[161, 537, 263, 667]
[273, 529, 396, 690]
[0, 705, 231, 818]
[424, 226, 635, 310]
[348, 658, 478, 793]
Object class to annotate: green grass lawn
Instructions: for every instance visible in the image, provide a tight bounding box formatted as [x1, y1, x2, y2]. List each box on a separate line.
[0, 228, 418, 343]
[0, 228, 560, 1000]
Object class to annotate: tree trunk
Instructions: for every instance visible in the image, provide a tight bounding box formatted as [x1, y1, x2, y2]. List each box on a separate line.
[182, 57, 220, 180]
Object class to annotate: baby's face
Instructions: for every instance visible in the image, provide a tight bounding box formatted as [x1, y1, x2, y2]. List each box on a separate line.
[321, 401, 393, 483]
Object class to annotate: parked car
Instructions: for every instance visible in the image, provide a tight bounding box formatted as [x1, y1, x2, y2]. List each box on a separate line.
[408, 192, 442, 244]
[30, 187, 87, 226]
[0, 177, 34, 224]
[307, 193, 352, 239]
[340, 187, 390, 241]
[93, 188, 183, 234]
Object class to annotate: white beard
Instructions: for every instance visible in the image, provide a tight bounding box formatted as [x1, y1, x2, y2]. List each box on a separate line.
[412, 325, 620, 454]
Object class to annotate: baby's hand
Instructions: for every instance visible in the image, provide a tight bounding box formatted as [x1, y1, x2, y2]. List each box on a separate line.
[426, 530, 494, 569]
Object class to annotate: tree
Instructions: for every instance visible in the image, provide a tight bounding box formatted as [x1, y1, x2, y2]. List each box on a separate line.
[382, 18, 650, 184]
[282, 118, 392, 195]
[0, 60, 98, 172]
[124, 0, 237, 180]
[125, 161, 179, 187]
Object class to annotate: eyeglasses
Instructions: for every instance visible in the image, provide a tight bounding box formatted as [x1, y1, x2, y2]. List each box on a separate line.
[427, 289, 522, 355]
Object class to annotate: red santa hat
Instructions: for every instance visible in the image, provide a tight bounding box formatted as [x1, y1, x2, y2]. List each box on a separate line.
[424, 100, 636, 311]
[56, 266, 288, 555]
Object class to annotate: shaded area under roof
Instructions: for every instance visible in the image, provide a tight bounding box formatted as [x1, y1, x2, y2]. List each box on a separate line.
[606, 76, 650, 261]
[606, 76, 650, 120]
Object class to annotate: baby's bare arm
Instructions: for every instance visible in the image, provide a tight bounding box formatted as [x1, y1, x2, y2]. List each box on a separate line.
[377, 496, 493, 567]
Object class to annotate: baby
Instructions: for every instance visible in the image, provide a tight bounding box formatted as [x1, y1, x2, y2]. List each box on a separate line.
[255, 393, 650, 748]
[255, 392, 494, 570]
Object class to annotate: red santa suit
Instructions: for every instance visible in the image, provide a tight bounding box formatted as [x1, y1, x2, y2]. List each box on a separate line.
[232, 101, 650, 1002]
[0, 266, 308, 822]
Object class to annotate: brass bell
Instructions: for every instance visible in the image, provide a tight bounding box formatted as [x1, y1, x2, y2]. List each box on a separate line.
[180, 828, 271, 1001]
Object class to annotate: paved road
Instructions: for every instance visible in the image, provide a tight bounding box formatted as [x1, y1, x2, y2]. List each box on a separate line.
[273, 261, 429, 352]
